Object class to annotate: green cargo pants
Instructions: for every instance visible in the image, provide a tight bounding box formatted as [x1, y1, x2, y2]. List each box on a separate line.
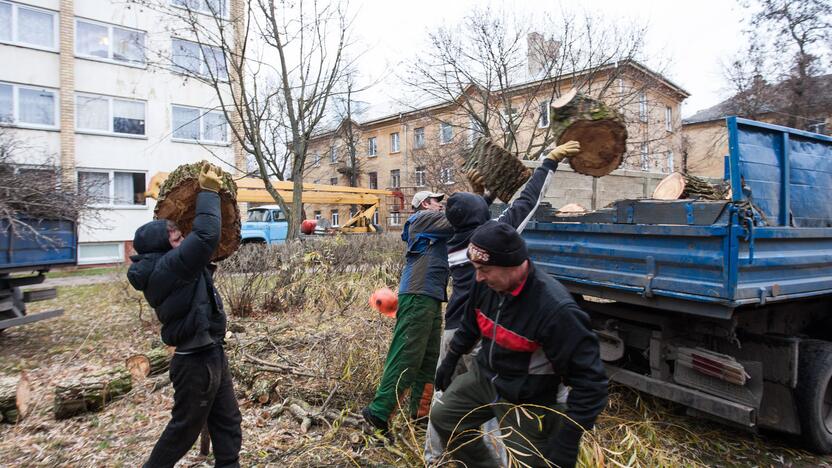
[430, 362, 567, 468]
[369, 293, 442, 421]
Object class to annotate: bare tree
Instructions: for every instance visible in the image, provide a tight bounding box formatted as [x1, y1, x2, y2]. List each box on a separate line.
[329, 71, 370, 187]
[411, 131, 471, 194]
[131, 0, 355, 239]
[401, 7, 672, 173]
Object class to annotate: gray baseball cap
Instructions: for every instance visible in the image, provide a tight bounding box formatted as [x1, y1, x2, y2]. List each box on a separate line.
[411, 190, 445, 209]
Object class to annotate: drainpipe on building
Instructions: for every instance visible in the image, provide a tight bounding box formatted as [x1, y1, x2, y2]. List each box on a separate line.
[59, 0, 75, 189]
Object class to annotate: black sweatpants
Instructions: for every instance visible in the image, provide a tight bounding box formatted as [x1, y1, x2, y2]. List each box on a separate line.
[144, 345, 242, 468]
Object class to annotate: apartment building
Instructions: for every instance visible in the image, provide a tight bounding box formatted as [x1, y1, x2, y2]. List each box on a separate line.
[304, 60, 689, 229]
[0, 0, 243, 264]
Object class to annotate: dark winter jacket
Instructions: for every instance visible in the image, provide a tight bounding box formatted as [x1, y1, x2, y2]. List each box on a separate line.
[127, 191, 227, 351]
[443, 158, 558, 329]
[398, 210, 453, 302]
[449, 260, 608, 462]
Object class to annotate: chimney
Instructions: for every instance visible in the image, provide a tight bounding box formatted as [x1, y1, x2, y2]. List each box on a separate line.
[527, 32, 560, 77]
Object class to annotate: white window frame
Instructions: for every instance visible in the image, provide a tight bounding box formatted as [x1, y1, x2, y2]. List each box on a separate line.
[665, 106, 673, 132]
[329, 145, 337, 164]
[77, 169, 148, 208]
[170, 37, 228, 81]
[414, 127, 425, 149]
[0, 81, 59, 130]
[170, 0, 228, 19]
[372, 210, 379, 225]
[640, 143, 649, 171]
[314, 211, 321, 220]
[639, 93, 648, 123]
[368, 137, 377, 157]
[441, 167, 454, 185]
[171, 104, 229, 145]
[415, 166, 426, 187]
[76, 92, 147, 138]
[667, 151, 674, 173]
[0, 1, 58, 52]
[537, 100, 550, 128]
[440, 122, 453, 145]
[331, 210, 340, 227]
[390, 132, 400, 153]
[390, 211, 402, 226]
[390, 169, 400, 188]
[368, 171, 378, 189]
[77, 242, 124, 265]
[313, 152, 320, 167]
[75, 18, 146, 67]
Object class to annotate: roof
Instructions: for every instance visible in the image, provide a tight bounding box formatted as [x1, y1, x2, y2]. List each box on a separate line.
[311, 59, 689, 140]
[683, 74, 832, 125]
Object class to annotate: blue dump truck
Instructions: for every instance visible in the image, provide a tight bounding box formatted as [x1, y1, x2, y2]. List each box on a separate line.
[0, 218, 77, 332]
[524, 117, 832, 452]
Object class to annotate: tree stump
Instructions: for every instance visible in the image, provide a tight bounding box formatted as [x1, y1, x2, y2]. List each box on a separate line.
[549, 88, 628, 177]
[54, 366, 133, 419]
[126, 348, 172, 381]
[0, 373, 30, 424]
[154, 161, 241, 262]
[464, 138, 533, 203]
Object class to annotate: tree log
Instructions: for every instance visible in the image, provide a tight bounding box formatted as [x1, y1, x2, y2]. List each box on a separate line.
[0, 373, 30, 424]
[464, 138, 533, 203]
[549, 88, 628, 177]
[54, 366, 132, 420]
[251, 376, 276, 405]
[155, 161, 240, 261]
[653, 172, 730, 200]
[126, 348, 172, 381]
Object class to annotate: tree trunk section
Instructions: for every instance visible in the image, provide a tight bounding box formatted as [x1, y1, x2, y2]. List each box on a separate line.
[653, 172, 730, 200]
[154, 161, 241, 261]
[126, 348, 172, 380]
[464, 138, 533, 203]
[54, 366, 132, 420]
[0, 373, 30, 424]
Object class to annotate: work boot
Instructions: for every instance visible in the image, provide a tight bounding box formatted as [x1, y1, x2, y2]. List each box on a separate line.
[361, 407, 392, 442]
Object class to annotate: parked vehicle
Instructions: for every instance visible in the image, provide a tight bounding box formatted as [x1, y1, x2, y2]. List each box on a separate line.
[241, 205, 288, 245]
[523, 117, 832, 452]
[0, 218, 77, 332]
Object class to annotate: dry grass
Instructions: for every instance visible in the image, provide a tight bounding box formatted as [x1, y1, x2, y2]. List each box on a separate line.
[0, 235, 830, 467]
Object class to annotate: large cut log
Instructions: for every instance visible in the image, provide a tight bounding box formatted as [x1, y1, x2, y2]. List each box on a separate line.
[126, 348, 172, 381]
[549, 88, 628, 177]
[54, 366, 132, 419]
[154, 161, 241, 261]
[0, 373, 30, 424]
[464, 138, 533, 203]
[653, 172, 730, 200]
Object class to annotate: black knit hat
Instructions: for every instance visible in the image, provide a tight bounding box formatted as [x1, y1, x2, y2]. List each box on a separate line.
[467, 220, 528, 267]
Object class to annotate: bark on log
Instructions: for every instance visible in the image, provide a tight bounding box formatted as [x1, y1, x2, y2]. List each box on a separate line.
[549, 89, 628, 177]
[653, 172, 730, 200]
[54, 366, 132, 419]
[126, 348, 172, 381]
[251, 376, 275, 405]
[154, 161, 240, 262]
[0, 373, 30, 424]
[464, 138, 533, 203]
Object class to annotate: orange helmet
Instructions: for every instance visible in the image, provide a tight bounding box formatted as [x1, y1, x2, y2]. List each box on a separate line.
[369, 287, 398, 318]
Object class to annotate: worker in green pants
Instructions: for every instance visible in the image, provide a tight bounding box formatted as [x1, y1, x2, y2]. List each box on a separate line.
[362, 191, 452, 438]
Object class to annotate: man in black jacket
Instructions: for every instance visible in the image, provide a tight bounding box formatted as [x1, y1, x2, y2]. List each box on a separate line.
[430, 221, 608, 468]
[127, 163, 242, 468]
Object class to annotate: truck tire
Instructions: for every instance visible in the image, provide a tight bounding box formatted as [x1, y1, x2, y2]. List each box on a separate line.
[796, 339, 832, 454]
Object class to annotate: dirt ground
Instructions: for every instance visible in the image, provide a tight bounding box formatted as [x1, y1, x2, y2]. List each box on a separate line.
[1, 277, 831, 467]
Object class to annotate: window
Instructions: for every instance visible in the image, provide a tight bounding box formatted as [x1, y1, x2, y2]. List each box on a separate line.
[0, 1, 57, 50]
[469, 118, 484, 146]
[501, 107, 519, 131]
[329, 145, 337, 163]
[639, 93, 648, 122]
[76, 19, 145, 65]
[665, 106, 673, 132]
[78, 242, 123, 265]
[78, 170, 146, 206]
[640, 143, 649, 171]
[441, 167, 454, 185]
[313, 210, 321, 220]
[171, 38, 227, 80]
[330, 177, 338, 185]
[368, 171, 378, 189]
[0, 82, 57, 127]
[76, 93, 146, 136]
[667, 151, 674, 173]
[390, 169, 400, 188]
[171, 0, 227, 17]
[390, 132, 400, 153]
[415, 166, 426, 187]
[390, 211, 401, 226]
[538, 100, 550, 128]
[368, 137, 377, 157]
[414, 127, 425, 149]
[313, 152, 320, 166]
[440, 123, 452, 144]
[331, 210, 340, 227]
[372, 211, 379, 225]
[171, 105, 228, 143]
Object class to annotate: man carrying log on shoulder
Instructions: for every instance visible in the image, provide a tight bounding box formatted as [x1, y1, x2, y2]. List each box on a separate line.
[424, 140, 582, 462]
[127, 163, 242, 468]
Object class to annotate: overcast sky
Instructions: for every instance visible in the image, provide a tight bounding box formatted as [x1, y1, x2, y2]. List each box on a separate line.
[347, 0, 749, 118]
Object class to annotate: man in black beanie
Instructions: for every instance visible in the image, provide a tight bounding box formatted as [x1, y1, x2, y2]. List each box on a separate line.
[429, 220, 608, 468]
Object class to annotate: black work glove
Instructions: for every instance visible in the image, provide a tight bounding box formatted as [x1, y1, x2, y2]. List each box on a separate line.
[545, 423, 583, 468]
[434, 350, 461, 392]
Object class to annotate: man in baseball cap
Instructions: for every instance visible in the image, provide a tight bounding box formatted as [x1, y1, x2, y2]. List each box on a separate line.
[411, 190, 445, 210]
[430, 220, 608, 468]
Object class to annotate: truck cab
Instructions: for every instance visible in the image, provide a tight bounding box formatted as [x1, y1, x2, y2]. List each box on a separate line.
[240, 205, 288, 245]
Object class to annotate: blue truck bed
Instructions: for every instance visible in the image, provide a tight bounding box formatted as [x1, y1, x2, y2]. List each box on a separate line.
[1, 218, 77, 272]
[524, 118, 832, 318]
